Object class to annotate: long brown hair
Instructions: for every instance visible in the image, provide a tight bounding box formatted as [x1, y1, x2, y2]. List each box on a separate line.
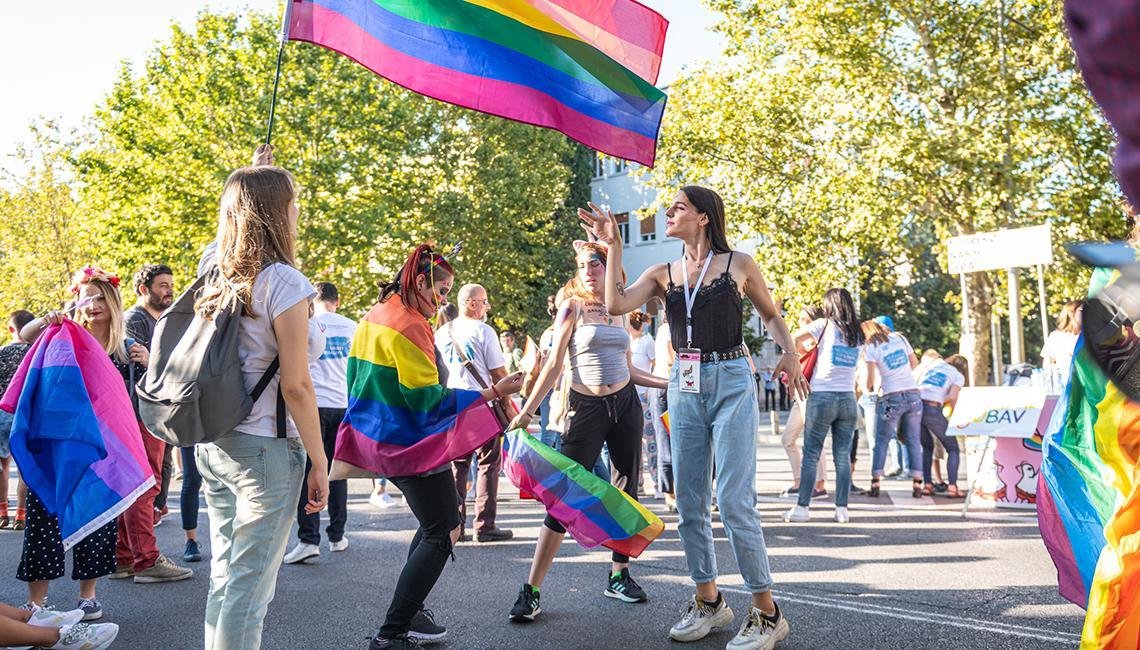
[861, 319, 891, 346]
[681, 185, 731, 254]
[197, 166, 298, 319]
[946, 354, 970, 381]
[1056, 300, 1082, 335]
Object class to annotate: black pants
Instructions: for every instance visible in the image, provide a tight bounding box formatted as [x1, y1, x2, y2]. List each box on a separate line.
[18, 491, 116, 582]
[779, 383, 789, 410]
[154, 443, 174, 511]
[546, 383, 642, 564]
[764, 389, 777, 411]
[379, 470, 461, 639]
[180, 445, 203, 531]
[296, 408, 349, 545]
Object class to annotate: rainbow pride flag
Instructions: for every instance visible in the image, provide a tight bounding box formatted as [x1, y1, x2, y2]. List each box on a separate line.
[1038, 267, 1140, 647]
[286, 0, 668, 166]
[504, 429, 663, 558]
[333, 293, 501, 478]
[0, 321, 154, 550]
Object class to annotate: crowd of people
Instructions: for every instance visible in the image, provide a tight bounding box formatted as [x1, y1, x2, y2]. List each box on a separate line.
[0, 143, 1080, 650]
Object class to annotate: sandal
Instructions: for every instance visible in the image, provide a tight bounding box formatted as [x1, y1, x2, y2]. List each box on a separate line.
[922, 484, 935, 497]
[945, 485, 965, 499]
[912, 479, 924, 498]
[868, 478, 881, 498]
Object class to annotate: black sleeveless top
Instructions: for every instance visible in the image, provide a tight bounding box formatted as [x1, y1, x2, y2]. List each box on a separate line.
[664, 252, 743, 353]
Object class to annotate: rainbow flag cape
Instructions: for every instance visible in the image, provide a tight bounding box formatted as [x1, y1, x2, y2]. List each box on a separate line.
[1038, 267, 1140, 647]
[333, 293, 501, 478]
[0, 321, 154, 550]
[286, 0, 668, 166]
[503, 429, 663, 558]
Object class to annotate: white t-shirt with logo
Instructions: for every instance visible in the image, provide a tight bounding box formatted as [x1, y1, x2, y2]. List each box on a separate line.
[434, 318, 506, 391]
[863, 332, 917, 395]
[916, 360, 966, 404]
[310, 311, 357, 409]
[805, 318, 862, 392]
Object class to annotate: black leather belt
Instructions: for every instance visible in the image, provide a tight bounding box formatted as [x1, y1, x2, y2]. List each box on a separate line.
[922, 400, 943, 407]
[700, 344, 747, 363]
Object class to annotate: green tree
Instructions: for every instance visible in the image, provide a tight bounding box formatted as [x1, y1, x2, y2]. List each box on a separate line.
[75, 11, 578, 330]
[648, 0, 1121, 382]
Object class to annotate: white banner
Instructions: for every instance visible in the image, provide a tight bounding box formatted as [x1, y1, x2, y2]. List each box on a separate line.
[948, 386, 1049, 438]
[947, 225, 1053, 274]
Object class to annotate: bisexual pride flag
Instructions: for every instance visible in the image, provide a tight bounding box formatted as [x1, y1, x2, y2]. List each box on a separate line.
[333, 293, 501, 478]
[285, 0, 669, 166]
[504, 429, 663, 558]
[0, 321, 154, 550]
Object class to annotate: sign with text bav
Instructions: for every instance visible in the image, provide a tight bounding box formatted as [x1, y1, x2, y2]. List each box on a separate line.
[947, 224, 1053, 274]
[948, 386, 1050, 438]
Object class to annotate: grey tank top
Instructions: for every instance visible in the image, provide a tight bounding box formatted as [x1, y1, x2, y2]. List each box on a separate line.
[569, 322, 631, 386]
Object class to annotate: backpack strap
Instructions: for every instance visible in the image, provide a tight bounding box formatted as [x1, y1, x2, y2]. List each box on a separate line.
[249, 356, 287, 439]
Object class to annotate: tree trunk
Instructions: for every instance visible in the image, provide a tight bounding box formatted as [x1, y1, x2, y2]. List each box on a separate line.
[959, 271, 996, 385]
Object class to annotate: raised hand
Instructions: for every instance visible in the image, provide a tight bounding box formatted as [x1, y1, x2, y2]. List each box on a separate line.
[252, 143, 275, 167]
[577, 202, 620, 247]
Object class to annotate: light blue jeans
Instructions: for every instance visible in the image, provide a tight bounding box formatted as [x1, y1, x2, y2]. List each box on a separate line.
[197, 433, 305, 650]
[871, 390, 923, 480]
[797, 392, 857, 508]
[669, 357, 773, 593]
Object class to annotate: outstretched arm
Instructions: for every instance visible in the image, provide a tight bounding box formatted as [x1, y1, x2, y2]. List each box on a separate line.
[740, 254, 808, 400]
[509, 301, 579, 431]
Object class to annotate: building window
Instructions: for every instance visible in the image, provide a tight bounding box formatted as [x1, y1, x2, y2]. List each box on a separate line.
[593, 154, 606, 178]
[615, 212, 630, 246]
[613, 159, 628, 175]
[639, 212, 656, 243]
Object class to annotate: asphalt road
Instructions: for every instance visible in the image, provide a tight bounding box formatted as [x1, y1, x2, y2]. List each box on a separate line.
[0, 424, 1084, 649]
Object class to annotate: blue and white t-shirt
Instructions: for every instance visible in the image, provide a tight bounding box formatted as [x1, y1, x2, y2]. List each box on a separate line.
[310, 311, 357, 409]
[863, 332, 917, 395]
[805, 318, 863, 392]
[916, 360, 966, 404]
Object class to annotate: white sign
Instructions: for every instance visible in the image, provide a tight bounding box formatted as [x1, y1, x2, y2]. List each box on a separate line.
[947, 225, 1053, 274]
[948, 386, 1048, 438]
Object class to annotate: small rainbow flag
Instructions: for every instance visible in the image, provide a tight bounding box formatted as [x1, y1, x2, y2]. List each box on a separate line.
[504, 429, 663, 558]
[0, 321, 154, 550]
[1038, 267, 1140, 647]
[660, 410, 670, 434]
[285, 0, 668, 166]
[333, 293, 501, 478]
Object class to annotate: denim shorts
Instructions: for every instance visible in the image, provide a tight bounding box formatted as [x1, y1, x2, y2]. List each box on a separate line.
[0, 410, 13, 458]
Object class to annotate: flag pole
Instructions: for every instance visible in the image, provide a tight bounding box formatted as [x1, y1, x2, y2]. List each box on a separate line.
[264, 0, 294, 144]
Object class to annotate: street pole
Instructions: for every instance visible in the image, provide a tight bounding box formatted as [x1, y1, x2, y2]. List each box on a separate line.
[991, 315, 1004, 385]
[1007, 268, 1024, 364]
[1036, 264, 1049, 346]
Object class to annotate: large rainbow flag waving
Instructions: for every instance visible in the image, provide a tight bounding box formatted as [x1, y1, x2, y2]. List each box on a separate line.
[1038, 267, 1140, 647]
[504, 429, 663, 558]
[0, 321, 154, 550]
[333, 293, 501, 478]
[285, 0, 668, 166]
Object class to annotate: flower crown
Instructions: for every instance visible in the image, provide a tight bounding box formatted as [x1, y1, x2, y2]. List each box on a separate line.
[70, 265, 121, 295]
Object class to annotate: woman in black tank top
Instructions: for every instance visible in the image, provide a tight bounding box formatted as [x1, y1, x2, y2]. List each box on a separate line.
[580, 186, 805, 648]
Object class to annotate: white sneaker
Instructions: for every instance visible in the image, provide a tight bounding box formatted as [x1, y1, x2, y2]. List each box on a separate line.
[283, 542, 320, 564]
[834, 507, 850, 524]
[726, 606, 790, 650]
[369, 491, 397, 509]
[330, 536, 349, 552]
[27, 603, 85, 628]
[669, 595, 734, 642]
[50, 622, 120, 650]
[781, 506, 809, 523]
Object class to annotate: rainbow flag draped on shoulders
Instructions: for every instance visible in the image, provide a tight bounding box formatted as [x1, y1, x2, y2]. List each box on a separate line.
[333, 293, 501, 478]
[0, 321, 154, 550]
[285, 0, 668, 166]
[1038, 267, 1140, 648]
[504, 429, 663, 558]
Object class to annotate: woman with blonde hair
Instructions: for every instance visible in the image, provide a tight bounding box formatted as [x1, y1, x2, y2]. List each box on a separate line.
[193, 145, 329, 649]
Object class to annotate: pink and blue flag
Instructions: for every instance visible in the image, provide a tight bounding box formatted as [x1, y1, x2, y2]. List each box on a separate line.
[0, 321, 154, 550]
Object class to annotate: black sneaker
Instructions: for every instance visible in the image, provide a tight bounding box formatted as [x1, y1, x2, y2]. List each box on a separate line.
[407, 608, 446, 643]
[509, 584, 541, 622]
[476, 528, 513, 542]
[184, 539, 203, 563]
[604, 568, 647, 603]
[368, 634, 421, 650]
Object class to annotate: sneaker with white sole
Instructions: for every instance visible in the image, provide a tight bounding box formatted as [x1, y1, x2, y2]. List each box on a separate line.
[370, 491, 398, 509]
[834, 507, 850, 524]
[26, 603, 85, 628]
[50, 622, 120, 650]
[283, 542, 320, 564]
[133, 554, 193, 583]
[407, 607, 446, 643]
[330, 537, 349, 552]
[76, 598, 102, 622]
[669, 595, 734, 642]
[726, 604, 790, 650]
[604, 567, 648, 603]
[781, 506, 809, 523]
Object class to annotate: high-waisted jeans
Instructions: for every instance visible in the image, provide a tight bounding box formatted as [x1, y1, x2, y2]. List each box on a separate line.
[796, 391, 857, 508]
[871, 390, 923, 479]
[920, 403, 961, 485]
[669, 357, 773, 593]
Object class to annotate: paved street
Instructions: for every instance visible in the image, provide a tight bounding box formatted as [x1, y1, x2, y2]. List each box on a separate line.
[0, 421, 1084, 649]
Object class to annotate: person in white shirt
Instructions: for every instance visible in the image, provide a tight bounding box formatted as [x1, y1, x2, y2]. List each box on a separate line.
[1041, 300, 1082, 392]
[861, 320, 923, 499]
[627, 311, 658, 495]
[284, 282, 357, 564]
[434, 284, 513, 543]
[651, 318, 675, 510]
[914, 353, 969, 498]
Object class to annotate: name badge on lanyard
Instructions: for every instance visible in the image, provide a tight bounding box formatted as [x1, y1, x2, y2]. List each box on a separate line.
[679, 252, 715, 394]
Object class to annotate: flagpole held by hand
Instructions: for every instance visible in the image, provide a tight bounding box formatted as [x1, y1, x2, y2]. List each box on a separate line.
[264, 0, 295, 145]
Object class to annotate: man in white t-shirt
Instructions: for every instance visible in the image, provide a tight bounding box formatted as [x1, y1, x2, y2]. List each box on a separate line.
[434, 284, 513, 543]
[285, 282, 357, 564]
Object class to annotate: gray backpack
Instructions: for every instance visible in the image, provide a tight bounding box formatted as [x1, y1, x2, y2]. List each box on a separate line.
[136, 272, 284, 446]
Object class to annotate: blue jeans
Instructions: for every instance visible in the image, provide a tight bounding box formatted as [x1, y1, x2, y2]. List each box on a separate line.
[537, 393, 554, 447]
[871, 390, 923, 479]
[797, 392, 857, 508]
[669, 357, 773, 593]
[198, 433, 305, 650]
[921, 403, 961, 485]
